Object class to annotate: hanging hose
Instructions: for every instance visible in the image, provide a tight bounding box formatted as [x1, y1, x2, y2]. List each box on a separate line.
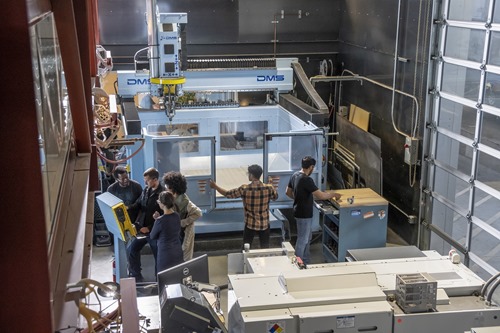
[480, 271, 500, 298]
[485, 277, 500, 304]
[96, 139, 146, 164]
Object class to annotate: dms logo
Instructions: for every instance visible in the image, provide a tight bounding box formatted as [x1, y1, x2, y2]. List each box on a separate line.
[257, 75, 285, 82]
[127, 78, 150, 85]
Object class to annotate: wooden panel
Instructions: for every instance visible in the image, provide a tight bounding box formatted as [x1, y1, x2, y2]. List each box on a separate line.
[187, 167, 248, 197]
[1, 2, 52, 332]
[348, 103, 356, 122]
[51, 156, 91, 329]
[327, 188, 387, 207]
[101, 71, 118, 95]
[52, 0, 92, 154]
[349, 104, 370, 131]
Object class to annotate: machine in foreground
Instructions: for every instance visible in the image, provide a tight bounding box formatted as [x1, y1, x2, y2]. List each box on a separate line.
[226, 243, 500, 333]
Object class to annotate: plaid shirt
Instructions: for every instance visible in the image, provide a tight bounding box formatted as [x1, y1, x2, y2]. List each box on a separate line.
[225, 180, 278, 230]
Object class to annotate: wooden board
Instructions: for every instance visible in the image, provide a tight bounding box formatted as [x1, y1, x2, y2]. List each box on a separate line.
[348, 104, 370, 132]
[185, 167, 248, 197]
[348, 104, 356, 122]
[326, 188, 387, 207]
[100, 71, 118, 95]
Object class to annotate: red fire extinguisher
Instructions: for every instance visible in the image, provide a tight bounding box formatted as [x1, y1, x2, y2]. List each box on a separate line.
[112, 258, 116, 282]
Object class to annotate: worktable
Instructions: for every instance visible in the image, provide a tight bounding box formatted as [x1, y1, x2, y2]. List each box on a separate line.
[319, 188, 388, 262]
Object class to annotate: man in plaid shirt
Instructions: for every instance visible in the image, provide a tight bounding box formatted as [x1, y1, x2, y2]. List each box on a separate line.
[210, 164, 278, 248]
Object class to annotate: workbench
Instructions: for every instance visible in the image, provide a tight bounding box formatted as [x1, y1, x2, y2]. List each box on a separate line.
[319, 188, 388, 262]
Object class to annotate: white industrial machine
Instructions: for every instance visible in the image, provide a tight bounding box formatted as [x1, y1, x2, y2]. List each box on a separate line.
[115, 5, 331, 234]
[226, 244, 500, 333]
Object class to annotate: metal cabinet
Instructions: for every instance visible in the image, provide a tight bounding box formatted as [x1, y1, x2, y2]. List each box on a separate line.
[320, 188, 388, 262]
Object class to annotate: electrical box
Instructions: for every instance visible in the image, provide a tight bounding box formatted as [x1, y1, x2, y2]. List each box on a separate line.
[404, 136, 419, 165]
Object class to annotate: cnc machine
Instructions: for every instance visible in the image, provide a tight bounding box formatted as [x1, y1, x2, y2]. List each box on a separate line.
[115, 4, 330, 235]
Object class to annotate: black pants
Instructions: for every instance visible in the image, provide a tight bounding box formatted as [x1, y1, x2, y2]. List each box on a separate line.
[242, 225, 270, 249]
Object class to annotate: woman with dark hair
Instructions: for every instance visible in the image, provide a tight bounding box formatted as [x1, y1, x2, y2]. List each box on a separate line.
[163, 171, 202, 261]
[150, 191, 183, 273]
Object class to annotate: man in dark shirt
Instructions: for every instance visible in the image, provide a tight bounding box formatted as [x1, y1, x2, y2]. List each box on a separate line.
[286, 156, 341, 264]
[106, 166, 143, 223]
[126, 167, 162, 281]
[210, 164, 278, 248]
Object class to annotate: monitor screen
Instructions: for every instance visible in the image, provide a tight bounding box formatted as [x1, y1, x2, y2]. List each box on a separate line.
[157, 254, 210, 294]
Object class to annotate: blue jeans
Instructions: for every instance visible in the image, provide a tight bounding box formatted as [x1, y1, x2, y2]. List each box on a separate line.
[295, 217, 312, 264]
[127, 236, 158, 278]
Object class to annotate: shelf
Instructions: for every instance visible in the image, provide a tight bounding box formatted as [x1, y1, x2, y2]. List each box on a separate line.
[322, 244, 338, 262]
[323, 226, 339, 241]
[323, 215, 339, 233]
[327, 214, 339, 226]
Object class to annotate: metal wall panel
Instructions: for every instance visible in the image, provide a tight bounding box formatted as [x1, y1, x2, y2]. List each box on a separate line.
[98, 0, 340, 59]
[339, 0, 397, 54]
[98, 0, 148, 44]
[237, 0, 338, 43]
[157, 0, 238, 44]
[337, 0, 433, 244]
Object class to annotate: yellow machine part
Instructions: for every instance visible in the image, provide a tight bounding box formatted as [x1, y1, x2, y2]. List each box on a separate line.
[150, 77, 186, 85]
[111, 203, 137, 240]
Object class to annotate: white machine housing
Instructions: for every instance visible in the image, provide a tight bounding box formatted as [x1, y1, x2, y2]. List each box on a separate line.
[117, 58, 295, 98]
[227, 244, 500, 333]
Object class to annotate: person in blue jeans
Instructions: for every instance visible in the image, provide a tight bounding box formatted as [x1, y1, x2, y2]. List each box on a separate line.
[286, 156, 341, 264]
[127, 167, 162, 282]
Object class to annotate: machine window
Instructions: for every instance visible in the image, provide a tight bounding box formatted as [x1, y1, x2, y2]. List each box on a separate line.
[161, 23, 174, 32]
[164, 62, 175, 73]
[164, 44, 174, 55]
[219, 120, 268, 151]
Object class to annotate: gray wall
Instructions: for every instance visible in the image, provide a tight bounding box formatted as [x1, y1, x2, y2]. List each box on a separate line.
[337, 0, 433, 244]
[98, 0, 341, 67]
